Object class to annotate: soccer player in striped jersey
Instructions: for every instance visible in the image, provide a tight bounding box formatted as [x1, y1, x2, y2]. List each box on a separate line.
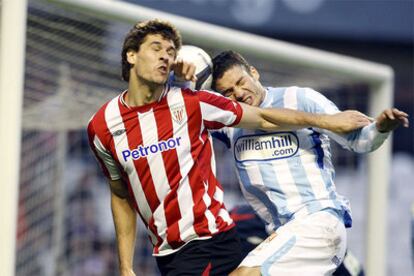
[87, 20, 373, 276]
[210, 50, 409, 276]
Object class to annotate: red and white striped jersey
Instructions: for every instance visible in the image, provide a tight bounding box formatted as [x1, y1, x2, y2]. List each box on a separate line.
[87, 85, 243, 256]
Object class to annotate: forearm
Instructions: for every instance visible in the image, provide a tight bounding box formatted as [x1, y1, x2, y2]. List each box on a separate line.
[111, 192, 137, 273]
[236, 103, 309, 130]
[261, 108, 372, 133]
[261, 108, 320, 130]
[236, 103, 369, 133]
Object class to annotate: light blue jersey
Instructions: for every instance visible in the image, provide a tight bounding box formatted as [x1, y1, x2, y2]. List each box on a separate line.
[214, 86, 389, 229]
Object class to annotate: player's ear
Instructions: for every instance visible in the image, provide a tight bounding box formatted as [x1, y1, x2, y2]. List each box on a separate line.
[250, 66, 260, 81]
[126, 50, 137, 65]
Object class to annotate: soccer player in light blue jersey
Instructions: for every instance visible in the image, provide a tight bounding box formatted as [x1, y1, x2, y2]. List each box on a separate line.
[210, 50, 409, 276]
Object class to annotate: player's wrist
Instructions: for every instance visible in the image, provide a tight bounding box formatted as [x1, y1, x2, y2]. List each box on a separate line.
[375, 121, 390, 133]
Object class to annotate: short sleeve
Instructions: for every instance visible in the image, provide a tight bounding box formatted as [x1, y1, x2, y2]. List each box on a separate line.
[197, 90, 243, 129]
[298, 88, 340, 115]
[87, 120, 122, 180]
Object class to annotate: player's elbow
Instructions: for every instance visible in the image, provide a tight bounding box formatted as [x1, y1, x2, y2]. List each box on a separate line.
[109, 179, 130, 199]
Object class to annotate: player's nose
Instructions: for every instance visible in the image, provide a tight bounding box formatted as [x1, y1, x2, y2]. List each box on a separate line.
[159, 50, 172, 62]
[233, 88, 245, 101]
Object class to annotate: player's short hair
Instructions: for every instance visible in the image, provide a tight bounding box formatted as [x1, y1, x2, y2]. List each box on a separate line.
[121, 19, 182, 81]
[212, 50, 251, 91]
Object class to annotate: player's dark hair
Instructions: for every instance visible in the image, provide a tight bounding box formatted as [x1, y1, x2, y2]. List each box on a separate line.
[121, 19, 182, 81]
[211, 50, 251, 92]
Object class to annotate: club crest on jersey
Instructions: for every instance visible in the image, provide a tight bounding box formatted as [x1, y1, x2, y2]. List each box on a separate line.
[234, 132, 299, 162]
[171, 104, 185, 125]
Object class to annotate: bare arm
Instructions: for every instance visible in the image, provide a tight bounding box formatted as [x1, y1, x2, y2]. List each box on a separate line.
[109, 179, 137, 276]
[235, 103, 371, 133]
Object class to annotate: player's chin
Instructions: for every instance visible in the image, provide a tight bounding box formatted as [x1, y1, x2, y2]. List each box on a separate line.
[153, 76, 169, 85]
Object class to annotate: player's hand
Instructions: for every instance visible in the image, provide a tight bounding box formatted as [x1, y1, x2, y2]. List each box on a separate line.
[324, 110, 372, 133]
[171, 57, 197, 82]
[375, 108, 409, 132]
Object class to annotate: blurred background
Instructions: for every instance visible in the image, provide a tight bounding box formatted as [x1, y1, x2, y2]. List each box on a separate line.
[8, 0, 413, 275]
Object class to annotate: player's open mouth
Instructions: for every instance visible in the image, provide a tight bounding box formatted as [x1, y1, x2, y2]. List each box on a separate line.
[158, 65, 168, 74]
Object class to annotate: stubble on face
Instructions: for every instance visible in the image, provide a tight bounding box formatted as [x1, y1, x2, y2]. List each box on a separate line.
[133, 34, 177, 86]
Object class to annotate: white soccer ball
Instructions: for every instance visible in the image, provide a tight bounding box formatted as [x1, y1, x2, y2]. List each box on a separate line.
[175, 45, 213, 91]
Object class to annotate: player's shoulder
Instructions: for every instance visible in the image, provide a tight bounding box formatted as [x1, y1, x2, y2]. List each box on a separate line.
[265, 86, 308, 104]
[276, 86, 324, 100]
[273, 86, 319, 94]
[179, 87, 221, 96]
[267, 86, 327, 112]
[266, 86, 311, 97]
[87, 93, 120, 131]
[179, 87, 227, 103]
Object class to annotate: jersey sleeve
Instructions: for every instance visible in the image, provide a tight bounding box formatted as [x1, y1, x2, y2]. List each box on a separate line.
[298, 88, 390, 153]
[197, 90, 243, 129]
[87, 119, 122, 180]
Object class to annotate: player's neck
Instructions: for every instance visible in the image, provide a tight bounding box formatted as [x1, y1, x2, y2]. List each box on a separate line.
[126, 74, 164, 106]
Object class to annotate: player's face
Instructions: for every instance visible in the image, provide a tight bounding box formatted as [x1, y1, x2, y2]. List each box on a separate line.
[215, 65, 265, 107]
[127, 34, 177, 85]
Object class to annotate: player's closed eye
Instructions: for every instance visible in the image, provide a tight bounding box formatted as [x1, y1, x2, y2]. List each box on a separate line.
[238, 77, 246, 87]
[167, 49, 176, 57]
[152, 45, 161, 52]
[224, 89, 233, 98]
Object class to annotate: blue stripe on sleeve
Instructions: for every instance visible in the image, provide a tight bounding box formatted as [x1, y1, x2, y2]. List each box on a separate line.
[310, 129, 324, 169]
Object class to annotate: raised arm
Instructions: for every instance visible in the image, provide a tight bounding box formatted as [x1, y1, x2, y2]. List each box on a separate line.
[235, 103, 371, 133]
[375, 108, 409, 132]
[324, 108, 409, 153]
[109, 179, 137, 276]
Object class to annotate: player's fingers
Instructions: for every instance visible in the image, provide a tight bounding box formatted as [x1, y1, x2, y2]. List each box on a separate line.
[355, 121, 369, 128]
[174, 57, 183, 66]
[351, 111, 372, 123]
[172, 58, 183, 71]
[395, 113, 409, 120]
[180, 60, 189, 75]
[383, 109, 395, 120]
[348, 110, 373, 121]
[393, 109, 409, 117]
[359, 116, 371, 125]
[352, 113, 370, 122]
[398, 116, 409, 127]
[186, 64, 197, 82]
[181, 62, 194, 81]
[362, 117, 371, 124]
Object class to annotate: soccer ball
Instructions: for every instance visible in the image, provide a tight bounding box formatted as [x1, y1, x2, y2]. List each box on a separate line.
[173, 45, 213, 91]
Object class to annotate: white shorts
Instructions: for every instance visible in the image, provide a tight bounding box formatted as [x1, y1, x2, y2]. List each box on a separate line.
[239, 210, 347, 276]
